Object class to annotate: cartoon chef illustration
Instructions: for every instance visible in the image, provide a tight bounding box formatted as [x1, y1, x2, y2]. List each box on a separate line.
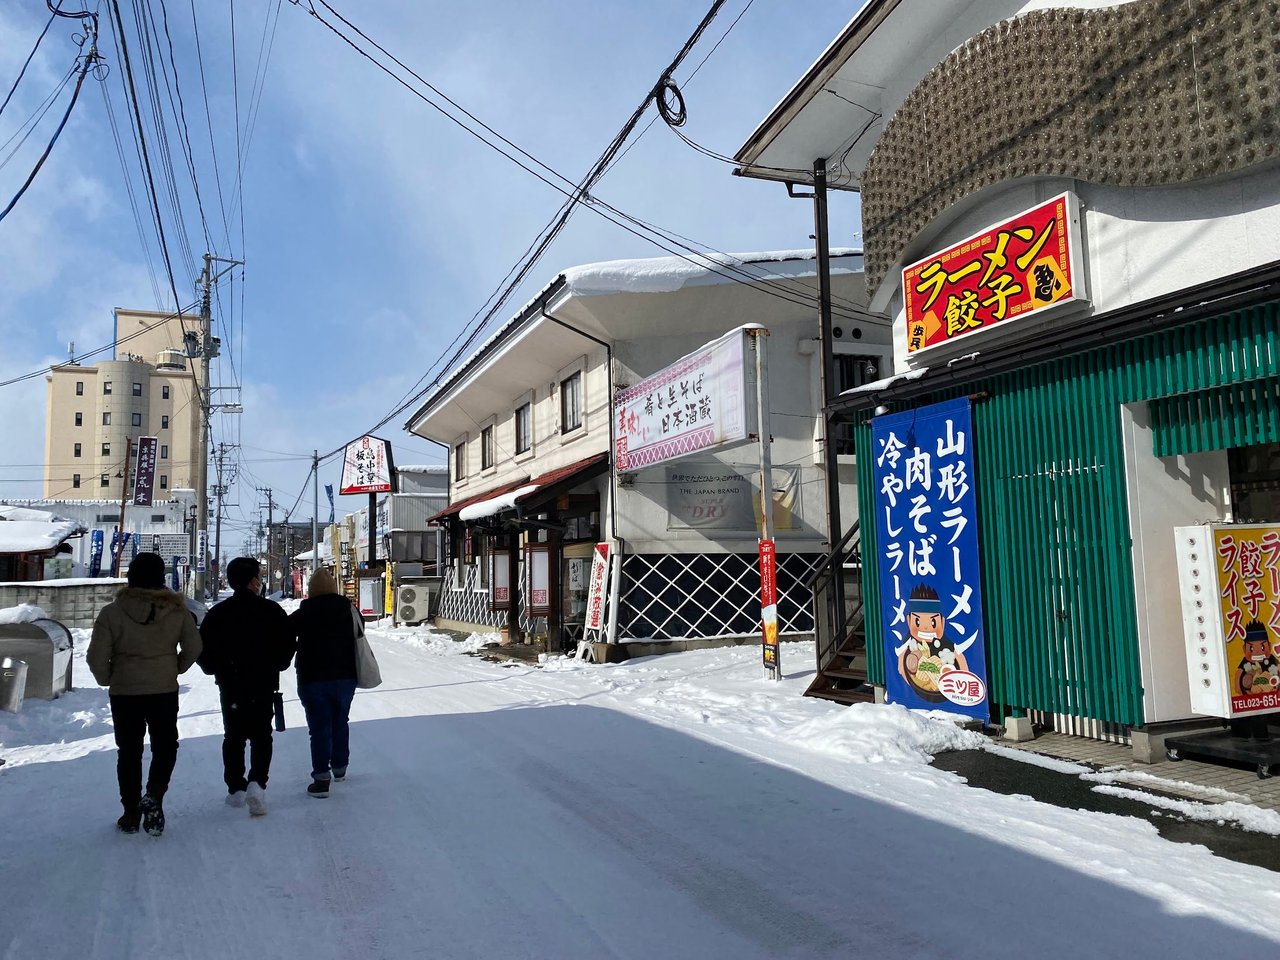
[893, 584, 979, 700]
[1236, 619, 1280, 697]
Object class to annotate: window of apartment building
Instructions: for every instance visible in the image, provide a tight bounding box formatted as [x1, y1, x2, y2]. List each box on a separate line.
[454, 440, 466, 481]
[159, 475, 168, 490]
[73, 442, 81, 458]
[100, 474, 109, 487]
[74, 412, 82, 427]
[132, 382, 142, 396]
[515, 402, 532, 454]
[75, 381, 83, 396]
[101, 442, 110, 456]
[160, 444, 168, 459]
[72, 474, 80, 488]
[103, 381, 112, 395]
[130, 412, 141, 427]
[150, 514, 165, 523]
[162, 385, 170, 400]
[161, 415, 169, 429]
[480, 425, 494, 470]
[102, 412, 111, 426]
[560, 370, 583, 433]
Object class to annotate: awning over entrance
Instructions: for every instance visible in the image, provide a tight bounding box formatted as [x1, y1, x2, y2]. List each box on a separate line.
[430, 453, 609, 523]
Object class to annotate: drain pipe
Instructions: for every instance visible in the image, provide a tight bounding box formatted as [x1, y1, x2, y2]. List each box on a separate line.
[539, 304, 626, 645]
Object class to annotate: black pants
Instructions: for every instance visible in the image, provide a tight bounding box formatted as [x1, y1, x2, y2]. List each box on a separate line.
[109, 691, 179, 812]
[219, 688, 275, 792]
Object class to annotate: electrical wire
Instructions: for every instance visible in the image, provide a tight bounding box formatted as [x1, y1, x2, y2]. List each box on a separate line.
[0, 11, 57, 120]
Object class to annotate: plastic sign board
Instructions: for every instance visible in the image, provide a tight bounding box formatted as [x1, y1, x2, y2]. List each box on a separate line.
[614, 328, 748, 472]
[759, 538, 780, 671]
[902, 192, 1087, 355]
[872, 398, 989, 719]
[197, 529, 207, 573]
[340, 435, 396, 495]
[133, 436, 159, 506]
[1175, 524, 1280, 718]
[585, 543, 610, 631]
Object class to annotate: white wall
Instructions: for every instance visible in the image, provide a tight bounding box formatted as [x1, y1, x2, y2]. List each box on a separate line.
[1121, 403, 1233, 723]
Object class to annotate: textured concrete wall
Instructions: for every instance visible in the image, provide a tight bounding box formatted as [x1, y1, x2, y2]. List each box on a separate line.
[0, 581, 124, 628]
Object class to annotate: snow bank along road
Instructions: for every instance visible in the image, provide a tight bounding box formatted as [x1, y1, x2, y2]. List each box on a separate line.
[2, 624, 1280, 960]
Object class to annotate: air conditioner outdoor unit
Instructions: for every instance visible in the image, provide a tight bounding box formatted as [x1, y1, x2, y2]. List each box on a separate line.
[396, 582, 430, 625]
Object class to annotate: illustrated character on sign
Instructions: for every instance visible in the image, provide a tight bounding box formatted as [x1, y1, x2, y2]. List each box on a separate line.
[895, 584, 972, 701]
[1236, 620, 1280, 697]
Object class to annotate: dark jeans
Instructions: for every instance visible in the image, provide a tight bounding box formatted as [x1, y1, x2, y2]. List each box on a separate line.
[297, 679, 357, 780]
[109, 691, 179, 812]
[219, 688, 275, 791]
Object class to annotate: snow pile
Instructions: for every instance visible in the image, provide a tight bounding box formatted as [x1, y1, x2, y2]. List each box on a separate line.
[1091, 784, 1280, 836]
[368, 621, 494, 656]
[789, 701, 987, 764]
[0, 603, 50, 624]
[458, 484, 539, 521]
[563, 248, 863, 296]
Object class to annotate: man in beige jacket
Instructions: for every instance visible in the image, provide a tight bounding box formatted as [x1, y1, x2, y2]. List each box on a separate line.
[88, 552, 202, 836]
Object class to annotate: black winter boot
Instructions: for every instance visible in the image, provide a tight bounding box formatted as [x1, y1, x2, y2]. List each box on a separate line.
[306, 779, 330, 799]
[140, 794, 165, 836]
[117, 809, 141, 834]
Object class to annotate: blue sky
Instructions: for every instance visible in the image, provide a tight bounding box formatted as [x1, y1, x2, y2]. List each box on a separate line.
[0, 0, 863, 546]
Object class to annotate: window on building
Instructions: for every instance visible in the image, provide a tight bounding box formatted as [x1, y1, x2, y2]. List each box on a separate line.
[72, 474, 80, 489]
[100, 474, 109, 487]
[131, 412, 142, 427]
[162, 385, 170, 400]
[481, 425, 494, 470]
[101, 442, 110, 456]
[454, 441, 466, 481]
[132, 382, 142, 396]
[160, 444, 168, 459]
[560, 370, 582, 433]
[103, 381, 112, 395]
[74, 412, 82, 427]
[159, 474, 168, 490]
[151, 514, 165, 523]
[73, 443, 81, 458]
[75, 381, 83, 396]
[102, 412, 111, 426]
[161, 415, 169, 429]
[515, 402, 531, 454]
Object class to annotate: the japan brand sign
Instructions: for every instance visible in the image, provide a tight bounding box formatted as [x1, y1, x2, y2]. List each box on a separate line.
[614, 329, 748, 472]
[1214, 525, 1280, 716]
[872, 398, 989, 719]
[902, 192, 1086, 355]
[132, 436, 159, 506]
[340, 436, 396, 495]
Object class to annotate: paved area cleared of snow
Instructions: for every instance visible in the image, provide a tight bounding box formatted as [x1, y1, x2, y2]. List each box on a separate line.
[3, 624, 1280, 959]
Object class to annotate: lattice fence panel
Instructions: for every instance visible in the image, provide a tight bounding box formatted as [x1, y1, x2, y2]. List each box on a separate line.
[437, 561, 539, 634]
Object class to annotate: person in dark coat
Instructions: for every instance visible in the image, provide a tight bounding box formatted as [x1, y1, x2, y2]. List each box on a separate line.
[197, 556, 295, 815]
[288, 568, 360, 798]
[87, 552, 202, 836]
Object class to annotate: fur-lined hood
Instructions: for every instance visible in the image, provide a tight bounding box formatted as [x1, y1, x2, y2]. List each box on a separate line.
[114, 586, 188, 626]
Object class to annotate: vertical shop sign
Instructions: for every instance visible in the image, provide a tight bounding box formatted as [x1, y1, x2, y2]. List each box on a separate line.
[759, 538, 780, 670]
[1214, 525, 1280, 716]
[132, 437, 159, 506]
[89, 529, 104, 577]
[872, 398, 989, 718]
[585, 543, 610, 631]
[197, 529, 208, 573]
[490, 548, 511, 612]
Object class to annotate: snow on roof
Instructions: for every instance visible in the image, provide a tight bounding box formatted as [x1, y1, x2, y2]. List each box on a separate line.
[458, 485, 540, 522]
[841, 366, 929, 396]
[0, 504, 70, 523]
[0, 519, 83, 554]
[294, 544, 334, 562]
[562, 248, 863, 297]
[397, 465, 448, 473]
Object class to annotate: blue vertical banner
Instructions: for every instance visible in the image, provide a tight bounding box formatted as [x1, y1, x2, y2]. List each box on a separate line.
[89, 530, 104, 577]
[325, 484, 335, 524]
[171, 556, 181, 591]
[871, 397, 989, 719]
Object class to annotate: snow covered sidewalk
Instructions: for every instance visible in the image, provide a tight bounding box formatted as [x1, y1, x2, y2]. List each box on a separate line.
[2, 624, 1280, 959]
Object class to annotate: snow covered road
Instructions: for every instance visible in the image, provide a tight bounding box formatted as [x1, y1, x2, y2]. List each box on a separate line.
[3, 625, 1280, 959]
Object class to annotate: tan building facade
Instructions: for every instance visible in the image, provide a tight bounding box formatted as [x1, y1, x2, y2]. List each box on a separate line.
[44, 308, 201, 501]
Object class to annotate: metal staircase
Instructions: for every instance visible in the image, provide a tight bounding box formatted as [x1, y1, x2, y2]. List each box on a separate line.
[805, 520, 873, 704]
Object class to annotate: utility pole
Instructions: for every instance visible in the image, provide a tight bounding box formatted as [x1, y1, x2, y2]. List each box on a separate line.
[260, 487, 274, 593]
[312, 450, 320, 586]
[211, 442, 235, 593]
[194, 253, 243, 599]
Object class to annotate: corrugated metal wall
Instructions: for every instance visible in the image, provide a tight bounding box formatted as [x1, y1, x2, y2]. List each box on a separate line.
[856, 300, 1279, 727]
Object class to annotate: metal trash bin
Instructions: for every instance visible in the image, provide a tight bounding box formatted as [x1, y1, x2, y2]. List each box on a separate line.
[0, 658, 28, 714]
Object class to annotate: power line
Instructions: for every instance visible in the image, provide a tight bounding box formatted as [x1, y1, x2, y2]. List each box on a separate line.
[0, 11, 57, 121]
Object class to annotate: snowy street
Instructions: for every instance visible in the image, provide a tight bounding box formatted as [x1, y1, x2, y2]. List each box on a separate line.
[4, 626, 1280, 960]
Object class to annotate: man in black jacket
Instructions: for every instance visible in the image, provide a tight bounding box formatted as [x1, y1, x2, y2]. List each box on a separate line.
[198, 557, 295, 815]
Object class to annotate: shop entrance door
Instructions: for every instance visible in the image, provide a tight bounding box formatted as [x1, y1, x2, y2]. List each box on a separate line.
[1230, 443, 1280, 522]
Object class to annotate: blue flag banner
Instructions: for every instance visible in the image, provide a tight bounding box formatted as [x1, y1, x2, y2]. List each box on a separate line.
[171, 556, 181, 591]
[89, 530, 104, 578]
[871, 397, 989, 719]
[325, 484, 335, 524]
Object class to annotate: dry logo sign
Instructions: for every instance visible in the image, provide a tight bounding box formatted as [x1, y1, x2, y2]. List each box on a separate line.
[871, 397, 989, 719]
[1214, 525, 1280, 715]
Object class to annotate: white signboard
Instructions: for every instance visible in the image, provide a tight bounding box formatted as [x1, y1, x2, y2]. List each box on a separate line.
[614, 329, 748, 472]
[585, 543, 610, 631]
[340, 436, 395, 495]
[665, 463, 800, 532]
[196, 529, 208, 572]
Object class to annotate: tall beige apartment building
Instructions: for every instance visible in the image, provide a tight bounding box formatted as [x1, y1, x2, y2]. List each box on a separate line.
[44, 308, 202, 501]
